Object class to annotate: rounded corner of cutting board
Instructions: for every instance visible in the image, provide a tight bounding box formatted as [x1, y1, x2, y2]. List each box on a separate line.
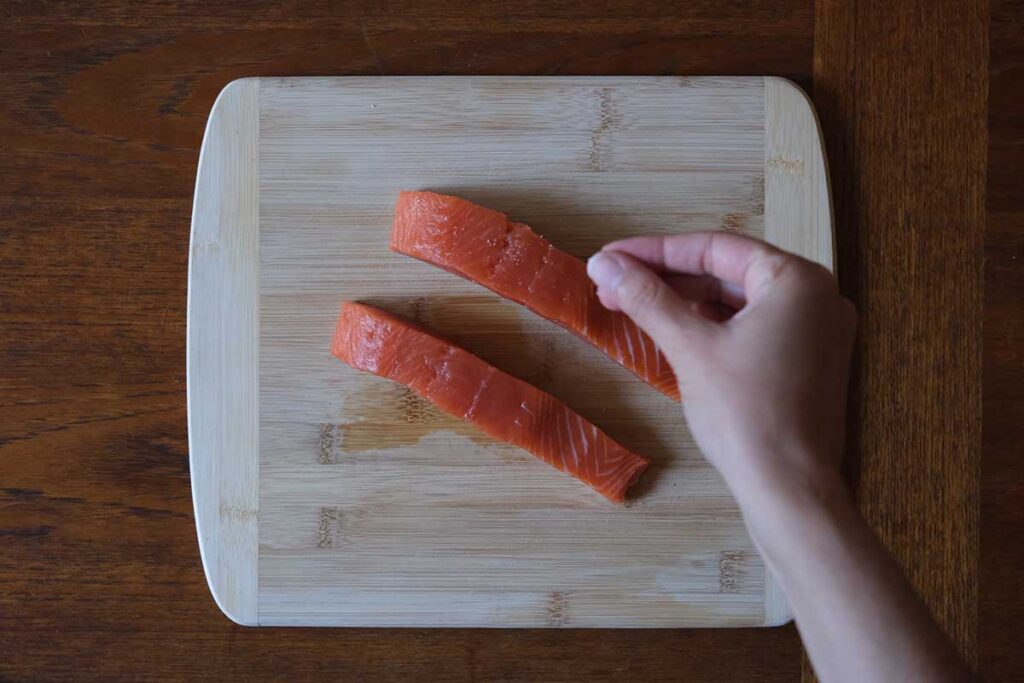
[762, 76, 836, 274]
[187, 76, 261, 626]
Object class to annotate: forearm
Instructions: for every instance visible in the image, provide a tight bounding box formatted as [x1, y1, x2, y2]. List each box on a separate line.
[588, 232, 964, 679]
[729, 460, 969, 683]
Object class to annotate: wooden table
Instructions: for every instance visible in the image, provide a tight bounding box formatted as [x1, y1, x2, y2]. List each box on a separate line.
[0, 1, 1015, 680]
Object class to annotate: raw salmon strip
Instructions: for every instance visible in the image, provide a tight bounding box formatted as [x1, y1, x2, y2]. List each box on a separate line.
[332, 302, 649, 503]
[391, 191, 680, 401]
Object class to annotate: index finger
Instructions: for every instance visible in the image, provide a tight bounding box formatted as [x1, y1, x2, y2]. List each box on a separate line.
[602, 232, 788, 298]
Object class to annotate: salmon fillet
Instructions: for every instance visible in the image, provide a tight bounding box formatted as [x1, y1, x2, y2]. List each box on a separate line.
[391, 191, 680, 401]
[332, 302, 649, 503]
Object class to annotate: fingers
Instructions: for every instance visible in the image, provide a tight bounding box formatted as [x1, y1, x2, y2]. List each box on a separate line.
[587, 251, 713, 353]
[695, 300, 736, 323]
[663, 273, 747, 309]
[602, 232, 771, 283]
[603, 231, 832, 300]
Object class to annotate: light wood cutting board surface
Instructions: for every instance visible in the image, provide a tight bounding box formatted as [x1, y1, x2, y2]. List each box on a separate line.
[188, 76, 832, 627]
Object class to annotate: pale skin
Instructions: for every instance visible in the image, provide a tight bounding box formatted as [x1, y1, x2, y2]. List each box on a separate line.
[586, 232, 970, 683]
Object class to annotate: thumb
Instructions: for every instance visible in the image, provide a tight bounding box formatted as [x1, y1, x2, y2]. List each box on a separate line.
[587, 251, 712, 355]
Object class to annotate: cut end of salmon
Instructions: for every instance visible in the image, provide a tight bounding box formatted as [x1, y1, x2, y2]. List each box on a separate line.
[392, 190, 530, 300]
[597, 458, 650, 504]
[392, 191, 505, 257]
[332, 301, 650, 504]
[391, 191, 681, 402]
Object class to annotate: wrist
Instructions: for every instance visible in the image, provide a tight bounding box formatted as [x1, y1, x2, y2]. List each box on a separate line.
[723, 444, 846, 504]
[720, 447, 853, 546]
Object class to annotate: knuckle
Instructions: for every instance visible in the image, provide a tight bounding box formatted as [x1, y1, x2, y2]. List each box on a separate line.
[621, 271, 663, 313]
[760, 252, 815, 291]
[806, 262, 837, 285]
[776, 255, 837, 292]
[761, 252, 794, 281]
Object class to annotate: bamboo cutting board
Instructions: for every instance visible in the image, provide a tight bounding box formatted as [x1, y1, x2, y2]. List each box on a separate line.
[188, 76, 832, 628]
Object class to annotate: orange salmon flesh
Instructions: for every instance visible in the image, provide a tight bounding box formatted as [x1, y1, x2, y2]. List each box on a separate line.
[391, 191, 680, 401]
[332, 302, 650, 503]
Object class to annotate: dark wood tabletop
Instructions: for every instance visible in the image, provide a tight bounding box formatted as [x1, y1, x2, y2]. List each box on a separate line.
[1, 1, 1017, 680]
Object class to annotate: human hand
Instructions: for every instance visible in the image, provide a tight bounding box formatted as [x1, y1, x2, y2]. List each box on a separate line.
[586, 232, 857, 504]
[586, 233, 973, 682]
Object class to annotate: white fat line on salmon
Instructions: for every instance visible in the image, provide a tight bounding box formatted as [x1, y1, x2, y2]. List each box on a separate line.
[556, 401, 570, 472]
[601, 440, 626, 476]
[601, 452, 630, 480]
[541, 397, 555, 469]
[554, 403, 570, 471]
[576, 413, 590, 459]
[611, 322, 624, 363]
[561, 407, 576, 471]
[566, 411, 581, 468]
[464, 367, 496, 418]
[621, 314, 637, 366]
[611, 459, 636, 487]
[590, 424, 603, 473]
[635, 322, 651, 375]
[567, 408, 581, 471]
[597, 438, 630, 476]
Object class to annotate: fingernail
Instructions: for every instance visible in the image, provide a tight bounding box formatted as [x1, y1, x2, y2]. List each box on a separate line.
[587, 252, 624, 290]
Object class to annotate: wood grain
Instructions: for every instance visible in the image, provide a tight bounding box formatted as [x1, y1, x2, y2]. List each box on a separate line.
[812, 0, 987, 678]
[0, 0, 1006, 679]
[0, 1, 811, 679]
[980, 0, 1024, 680]
[188, 77, 261, 625]
[187, 76, 830, 627]
[763, 77, 833, 275]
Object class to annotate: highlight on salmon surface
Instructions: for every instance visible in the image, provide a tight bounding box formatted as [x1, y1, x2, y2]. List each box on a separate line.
[390, 191, 680, 401]
[331, 302, 650, 503]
